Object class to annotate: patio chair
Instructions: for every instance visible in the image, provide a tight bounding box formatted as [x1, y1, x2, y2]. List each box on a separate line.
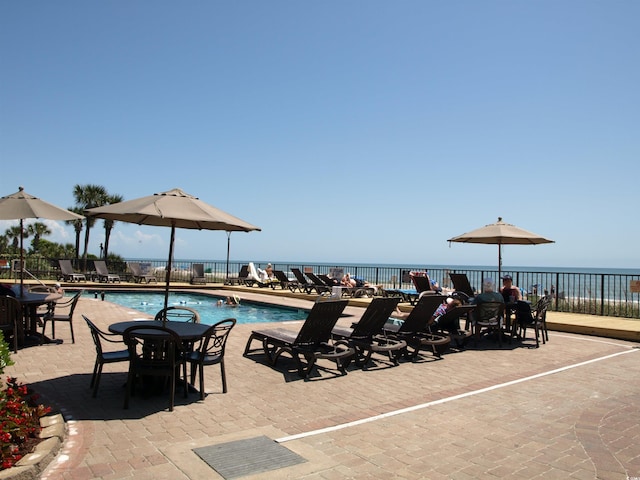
[58, 259, 86, 282]
[430, 304, 476, 348]
[243, 299, 354, 378]
[473, 301, 506, 347]
[184, 318, 236, 400]
[290, 268, 317, 294]
[83, 315, 130, 398]
[94, 260, 121, 283]
[123, 324, 187, 411]
[155, 306, 201, 353]
[154, 306, 200, 323]
[41, 290, 82, 344]
[128, 262, 157, 284]
[411, 274, 438, 295]
[190, 263, 206, 285]
[383, 294, 451, 360]
[0, 295, 20, 353]
[226, 264, 250, 285]
[517, 296, 551, 348]
[331, 297, 406, 369]
[246, 262, 277, 288]
[449, 273, 476, 299]
[303, 272, 333, 295]
[273, 270, 301, 292]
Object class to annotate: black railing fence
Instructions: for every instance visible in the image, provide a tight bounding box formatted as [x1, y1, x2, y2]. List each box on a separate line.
[2, 256, 639, 319]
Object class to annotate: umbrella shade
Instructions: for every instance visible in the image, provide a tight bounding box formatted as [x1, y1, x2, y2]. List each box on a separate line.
[0, 187, 84, 222]
[85, 188, 261, 314]
[447, 217, 553, 278]
[0, 187, 84, 296]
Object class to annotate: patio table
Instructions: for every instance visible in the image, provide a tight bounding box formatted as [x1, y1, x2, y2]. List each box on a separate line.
[16, 291, 63, 344]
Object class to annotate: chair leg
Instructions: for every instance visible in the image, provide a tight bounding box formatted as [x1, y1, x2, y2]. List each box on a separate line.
[69, 320, 75, 344]
[199, 365, 206, 400]
[92, 364, 103, 398]
[220, 360, 227, 394]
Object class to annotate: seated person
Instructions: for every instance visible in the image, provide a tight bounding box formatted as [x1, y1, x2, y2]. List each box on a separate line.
[500, 275, 522, 303]
[470, 278, 505, 327]
[472, 278, 505, 306]
[428, 297, 462, 333]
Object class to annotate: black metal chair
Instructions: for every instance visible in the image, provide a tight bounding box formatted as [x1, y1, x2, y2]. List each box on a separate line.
[517, 296, 552, 348]
[473, 301, 506, 347]
[83, 315, 129, 397]
[184, 318, 236, 400]
[123, 325, 186, 412]
[42, 290, 82, 344]
[0, 295, 20, 353]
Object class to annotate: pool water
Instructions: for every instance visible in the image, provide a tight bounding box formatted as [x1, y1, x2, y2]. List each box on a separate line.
[85, 291, 307, 325]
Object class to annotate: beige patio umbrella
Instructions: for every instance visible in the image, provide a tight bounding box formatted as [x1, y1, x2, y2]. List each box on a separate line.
[447, 217, 554, 279]
[0, 186, 85, 297]
[85, 188, 261, 313]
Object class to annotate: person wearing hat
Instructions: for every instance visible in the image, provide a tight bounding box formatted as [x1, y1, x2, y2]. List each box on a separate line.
[500, 275, 521, 303]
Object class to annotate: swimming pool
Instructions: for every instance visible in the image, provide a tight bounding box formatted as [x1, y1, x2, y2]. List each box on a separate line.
[84, 291, 307, 325]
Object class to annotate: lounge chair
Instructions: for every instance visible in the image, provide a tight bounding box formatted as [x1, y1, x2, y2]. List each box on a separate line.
[128, 262, 157, 284]
[226, 264, 250, 286]
[449, 273, 475, 299]
[383, 294, 451, 360]
[303, 272, 333, 295]
[291, 268, 317, 294]
[93, 260, 121, 283]
[331, 297, 406, 369]
[382, 288, 420, 305]
[273, 270, 301, 292]
[58, 259, 86, 283]
[243, 299, 354, 378]
[430, 304, 476, 348]
[246, 262, 277, 288]
[411, 275, 438, 295]
[190, 263, 206, 285]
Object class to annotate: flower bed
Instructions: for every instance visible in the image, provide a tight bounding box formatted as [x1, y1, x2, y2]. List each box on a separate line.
[0, 377, 52, 471]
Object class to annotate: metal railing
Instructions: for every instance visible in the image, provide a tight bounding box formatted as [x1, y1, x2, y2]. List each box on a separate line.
[2, 256, 639, 319]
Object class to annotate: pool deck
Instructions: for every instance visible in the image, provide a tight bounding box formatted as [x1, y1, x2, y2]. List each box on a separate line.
[7, 283, 640, 479]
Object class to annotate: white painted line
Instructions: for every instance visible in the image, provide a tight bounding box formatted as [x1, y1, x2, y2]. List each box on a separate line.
[276, 348, 639, 443]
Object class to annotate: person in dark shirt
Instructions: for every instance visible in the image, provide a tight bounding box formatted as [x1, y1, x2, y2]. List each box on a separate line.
[500, 275, 522, 303]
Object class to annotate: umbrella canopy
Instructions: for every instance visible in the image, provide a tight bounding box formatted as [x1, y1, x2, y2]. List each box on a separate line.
[0, 186, 84, 296]
[85, 188, 261, 314]
[447, 217, 554, 279]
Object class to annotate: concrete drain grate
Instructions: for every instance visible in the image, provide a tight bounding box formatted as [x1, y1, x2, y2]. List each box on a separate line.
[193, 435, 307, 479]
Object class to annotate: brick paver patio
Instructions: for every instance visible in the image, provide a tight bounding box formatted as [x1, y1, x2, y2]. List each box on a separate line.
[6, 290, 640, 479]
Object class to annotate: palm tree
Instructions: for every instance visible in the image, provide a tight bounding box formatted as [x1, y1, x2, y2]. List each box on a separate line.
[5, 225, 25, 254]
[102, 194, 123, 259]
[65, 207, 85, 260]
[26, 221, 51, 254]
[0, 234, 8, 254]
[73, 184, 108, 271]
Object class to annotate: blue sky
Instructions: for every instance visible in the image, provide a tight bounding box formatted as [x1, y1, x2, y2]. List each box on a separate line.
[2, 1, 639, 269]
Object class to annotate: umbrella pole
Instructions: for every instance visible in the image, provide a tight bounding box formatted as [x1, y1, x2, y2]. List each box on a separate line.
[498, 243, 502, 280]
[225, 231, 231, 284]
[163, 225, 176, 320]
[19, 219, 25, 298]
